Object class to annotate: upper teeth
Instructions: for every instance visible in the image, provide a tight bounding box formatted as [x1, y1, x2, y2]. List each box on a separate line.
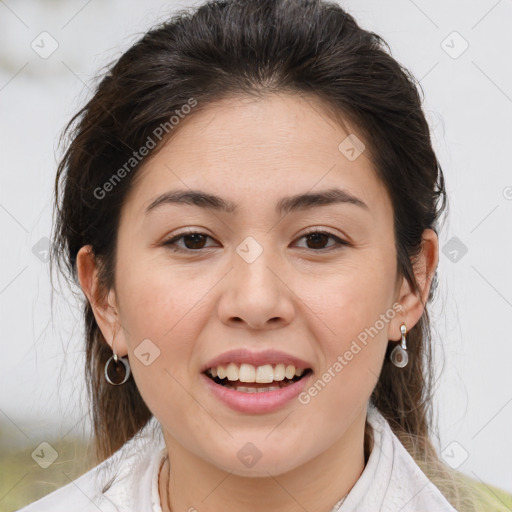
[207, 363, 305, 383]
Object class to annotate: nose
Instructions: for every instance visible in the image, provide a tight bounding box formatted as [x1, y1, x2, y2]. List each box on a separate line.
[216, 242, 295, 330]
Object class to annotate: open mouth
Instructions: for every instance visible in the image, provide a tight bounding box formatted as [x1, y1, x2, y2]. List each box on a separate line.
[204, 368, 313, 392]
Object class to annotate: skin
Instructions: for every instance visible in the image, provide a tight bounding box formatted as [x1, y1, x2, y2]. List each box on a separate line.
[77, 93, 438, 512]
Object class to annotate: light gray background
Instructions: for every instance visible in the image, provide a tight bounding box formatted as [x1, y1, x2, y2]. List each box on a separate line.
[1, 0, 511, 495]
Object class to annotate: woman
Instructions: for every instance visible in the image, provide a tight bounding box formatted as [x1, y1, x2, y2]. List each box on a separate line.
[17, 0, 500, 510]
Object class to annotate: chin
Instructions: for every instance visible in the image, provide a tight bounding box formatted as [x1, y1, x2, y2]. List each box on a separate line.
[209, 452, 305, 478]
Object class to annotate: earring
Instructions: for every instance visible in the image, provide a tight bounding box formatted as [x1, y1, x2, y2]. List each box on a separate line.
[104, 331, 131, 385]
[390, 323, 408, 368]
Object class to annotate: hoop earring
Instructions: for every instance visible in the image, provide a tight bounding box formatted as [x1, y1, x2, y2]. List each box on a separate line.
[390, 323, 408, 368]
[104, 332, 131, 385]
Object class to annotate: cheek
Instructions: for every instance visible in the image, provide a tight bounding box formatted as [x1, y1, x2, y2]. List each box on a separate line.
[113, 254, 206, 409]
[300, 310, 387, 433]
[116, 245, 211, 341]
[304, 252, 395, 408]
[311, 249, 397, 340]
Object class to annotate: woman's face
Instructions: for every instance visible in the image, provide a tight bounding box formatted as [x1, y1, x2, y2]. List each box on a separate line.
[86, 93, 426, 476]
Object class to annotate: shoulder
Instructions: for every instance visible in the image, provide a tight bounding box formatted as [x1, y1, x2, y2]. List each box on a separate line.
[14, 465, 118, 512]
[457, 472, 512, 512]
[16, 417, 166, 512]
[365, 405, 512, 512]
[365, 404, 459, 512]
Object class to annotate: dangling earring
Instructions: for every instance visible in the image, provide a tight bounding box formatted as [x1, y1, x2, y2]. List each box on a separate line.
[104, 331, 131, 385]
[390, 323, 408, 368]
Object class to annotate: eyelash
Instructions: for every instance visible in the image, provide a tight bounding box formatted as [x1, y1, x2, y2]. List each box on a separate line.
[162, 229, 350, 253]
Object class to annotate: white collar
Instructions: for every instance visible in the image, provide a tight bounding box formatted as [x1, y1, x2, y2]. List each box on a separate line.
[330, 402, 457, 511]
[18, 403, 457, 512]
[137, 403, 456, 512]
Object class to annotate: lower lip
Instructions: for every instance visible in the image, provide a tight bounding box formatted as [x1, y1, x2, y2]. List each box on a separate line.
[200, 372, 313, 414]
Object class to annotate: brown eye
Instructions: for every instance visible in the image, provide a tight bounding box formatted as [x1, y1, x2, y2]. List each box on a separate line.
[304, 232, 330, 249]
[163, 232, 216, 252]
[295, 231, 349, 251]
[180, 233, 208, 249]
[163, 230, 350, 253]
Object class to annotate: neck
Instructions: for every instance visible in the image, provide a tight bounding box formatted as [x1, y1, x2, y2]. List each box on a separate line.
[159, 410, 373, 512]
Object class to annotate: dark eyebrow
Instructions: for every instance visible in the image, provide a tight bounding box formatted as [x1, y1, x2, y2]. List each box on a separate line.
[145, 187, 369, 215]
[277, 188, 368, 214]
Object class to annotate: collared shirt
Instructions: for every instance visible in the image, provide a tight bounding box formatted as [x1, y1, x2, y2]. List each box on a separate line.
[17, 402, 458, 512]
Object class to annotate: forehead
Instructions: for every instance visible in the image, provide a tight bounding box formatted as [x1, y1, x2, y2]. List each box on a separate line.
[124, 93, 392, 221]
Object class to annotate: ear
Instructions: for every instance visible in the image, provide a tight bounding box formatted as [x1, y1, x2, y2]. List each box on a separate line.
[76, 245, 128, 357]
[390, 228, 439, 341]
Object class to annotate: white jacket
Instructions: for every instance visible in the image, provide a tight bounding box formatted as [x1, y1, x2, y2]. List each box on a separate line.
[17, 402, 458, 511]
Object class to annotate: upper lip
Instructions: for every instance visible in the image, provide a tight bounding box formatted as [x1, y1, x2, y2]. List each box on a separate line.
[201, 349, 312, 373]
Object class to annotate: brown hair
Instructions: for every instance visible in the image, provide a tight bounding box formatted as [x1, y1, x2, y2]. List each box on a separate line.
[51, 0, 478, 509]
